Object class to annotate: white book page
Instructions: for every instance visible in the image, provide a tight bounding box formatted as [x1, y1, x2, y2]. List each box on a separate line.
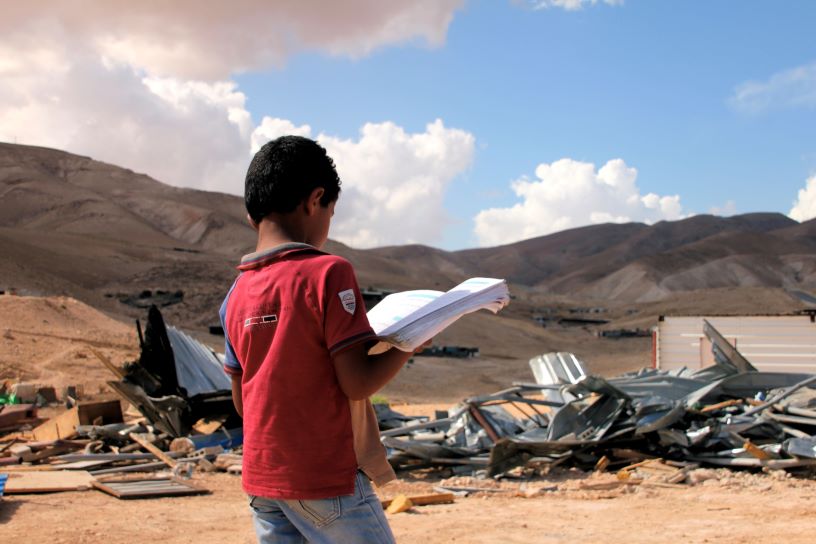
[406, 277, 505, 320]
[366, 290, 444, 335]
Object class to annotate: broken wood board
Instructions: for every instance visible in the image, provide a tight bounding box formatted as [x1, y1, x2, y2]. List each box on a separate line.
[2, 470, 96, 493]
[385, 495, 413, 514]
[88, 347, 126, 379]
[92, 477, 208, 499]
[381, 492, 454, 510]
[743, 440, 772, 460]
[129, 433, 177, 468]
[700, 399, 745, 413]
[0, 404, 38, 428]
[32, 401, 123, 442]
[193, 416, 227, 435]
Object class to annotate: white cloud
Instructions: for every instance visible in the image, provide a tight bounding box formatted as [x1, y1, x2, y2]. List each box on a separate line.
[0, 45, 251, 193]
[0, 1, 464, 80]
[473, 158, 685, 247]
[251, 118, 313, 155]
[248, 118, 476, 248]
[790, 175, 816, 222]
[529, 0, 623, 11]
[319, 120, 475, 248]
[709, 200, 737, 216]
[0, 1, 472, 248]
[731, 62, 816, 113]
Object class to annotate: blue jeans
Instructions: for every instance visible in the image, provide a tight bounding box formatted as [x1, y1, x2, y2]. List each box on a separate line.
[248, 471, 396, 543]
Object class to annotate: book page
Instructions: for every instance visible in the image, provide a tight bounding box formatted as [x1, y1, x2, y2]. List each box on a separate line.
[401, 277, 505, 321]
[366, 290, 444, 335]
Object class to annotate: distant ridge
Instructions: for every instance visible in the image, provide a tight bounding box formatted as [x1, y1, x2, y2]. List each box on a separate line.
[2, 142, 815, 315]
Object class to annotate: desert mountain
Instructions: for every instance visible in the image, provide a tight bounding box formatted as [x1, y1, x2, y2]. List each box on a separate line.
[1, 142, 814, 326]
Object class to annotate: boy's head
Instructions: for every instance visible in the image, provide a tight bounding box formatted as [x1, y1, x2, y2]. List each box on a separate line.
[245, 136, 341, 224]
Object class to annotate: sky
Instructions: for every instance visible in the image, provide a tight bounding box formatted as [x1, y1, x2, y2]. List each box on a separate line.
[1, 0, 815, 249]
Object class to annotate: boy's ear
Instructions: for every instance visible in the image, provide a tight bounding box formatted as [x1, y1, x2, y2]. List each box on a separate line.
[247, 213, 260, 232]
[304, 187, 325, 216]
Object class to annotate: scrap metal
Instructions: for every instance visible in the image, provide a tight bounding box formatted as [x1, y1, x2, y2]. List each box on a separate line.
[380, 322, 816, 481]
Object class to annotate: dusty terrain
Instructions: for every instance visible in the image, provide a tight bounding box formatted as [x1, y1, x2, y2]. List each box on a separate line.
[3, 293, 816, 543]
[0, 295, 137, 398]
[3, 470, 816, 543]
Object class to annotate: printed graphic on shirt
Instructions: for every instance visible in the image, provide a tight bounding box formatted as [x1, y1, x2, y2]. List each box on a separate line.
[244, 314, 278, 328]
[338, 289, 356, 315]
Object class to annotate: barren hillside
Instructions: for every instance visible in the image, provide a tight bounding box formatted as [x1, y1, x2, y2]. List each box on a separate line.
[0, 144, 816, 382]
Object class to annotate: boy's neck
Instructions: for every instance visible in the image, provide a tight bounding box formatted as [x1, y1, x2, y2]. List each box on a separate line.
[255, 217, 312, 252]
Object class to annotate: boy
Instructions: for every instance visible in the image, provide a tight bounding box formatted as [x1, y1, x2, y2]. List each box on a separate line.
[220, 135, 416, 543]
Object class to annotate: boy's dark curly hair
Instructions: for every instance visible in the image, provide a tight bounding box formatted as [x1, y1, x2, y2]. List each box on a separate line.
[245, 136, 341, 223]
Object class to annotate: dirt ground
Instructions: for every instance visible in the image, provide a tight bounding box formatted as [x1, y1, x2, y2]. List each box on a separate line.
[3, 294, 816, 542]
[3, 470, 816, 543]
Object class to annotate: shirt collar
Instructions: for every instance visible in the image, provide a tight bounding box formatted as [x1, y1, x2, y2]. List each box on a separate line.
[238, 242, 323, 270]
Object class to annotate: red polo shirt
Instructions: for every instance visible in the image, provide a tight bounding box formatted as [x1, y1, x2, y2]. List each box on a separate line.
[221, 243, 377, 499]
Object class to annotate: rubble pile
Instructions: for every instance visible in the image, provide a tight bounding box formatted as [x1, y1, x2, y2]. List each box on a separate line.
[380, 322, 816, 483]
[0, 306, 242, 499]
[2, 310, 816, 505]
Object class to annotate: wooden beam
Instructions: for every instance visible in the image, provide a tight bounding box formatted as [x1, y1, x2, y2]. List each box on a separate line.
[3, 470, 96, 493]
[88, 347, 126, 379]
[381, 492, 454, 509]
[129, 433, 177, 468]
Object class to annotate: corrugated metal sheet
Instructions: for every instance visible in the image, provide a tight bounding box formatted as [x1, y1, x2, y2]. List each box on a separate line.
[656, 316, 816, 373]
[167, 326, 231, 396]
[529, 352, 587, 385]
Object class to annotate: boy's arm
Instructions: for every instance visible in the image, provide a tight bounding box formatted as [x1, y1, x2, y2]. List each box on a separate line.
[332, 341, 428, 401]
[231, 374, 243, 417]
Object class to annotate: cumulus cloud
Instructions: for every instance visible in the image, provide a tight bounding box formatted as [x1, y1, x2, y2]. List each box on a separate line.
[250, 118, 313, 155]
[789, 175, 816, 222]
[709, 200, 737, 216]
[247, 120, 475, 248]
[473, 158, 684, 247]
[0, 1, 474, 247]
[0, 44, 252, 192]
[528, 0, 623, 10]
[321, 120, 475, 248]
[0, 1, 463, 80]
[731, 62, 816, 113]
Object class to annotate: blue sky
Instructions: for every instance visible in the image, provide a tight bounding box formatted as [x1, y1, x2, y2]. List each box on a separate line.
[235, 1, 816, 247]
[3, 0, 816, 249]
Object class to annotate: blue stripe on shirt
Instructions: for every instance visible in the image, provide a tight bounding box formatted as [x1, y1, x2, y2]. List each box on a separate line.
[220, 276, 242, 373]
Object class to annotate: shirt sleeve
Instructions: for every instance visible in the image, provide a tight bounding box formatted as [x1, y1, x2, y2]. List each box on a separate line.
[322, 259, 377, 356]
[220, 278, 243, 376]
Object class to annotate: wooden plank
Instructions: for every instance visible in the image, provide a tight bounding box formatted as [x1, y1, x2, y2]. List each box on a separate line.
[700, 399, 744, 413]
[0, 404, 37, 428]
[32, 401, 124, 442]
[743, 440, 771, 460]
[88, 347, 126, 379]
[31, 407, 80, 441]
[92, 477, 208, 499]
[385, 495, 413, 514]
[193, 416, 227, 435]
[380, 493, 455, 509]
[3, 470, 96, 493]
[129, 434, 177, 468]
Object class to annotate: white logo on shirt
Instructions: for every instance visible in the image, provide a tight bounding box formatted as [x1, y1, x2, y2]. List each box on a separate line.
[338, 289, 356, 315]
[244, 314, 278, 328]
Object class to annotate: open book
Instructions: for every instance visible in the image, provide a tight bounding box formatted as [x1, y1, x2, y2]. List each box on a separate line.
[366, 277, 510, 354]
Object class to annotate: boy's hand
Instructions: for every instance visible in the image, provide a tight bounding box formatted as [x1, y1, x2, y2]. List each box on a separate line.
[413, 338, 433, 354]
